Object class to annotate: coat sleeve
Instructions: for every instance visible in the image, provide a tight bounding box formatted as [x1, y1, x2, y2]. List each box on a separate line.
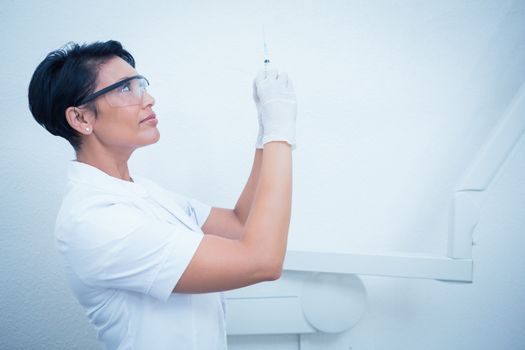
[165, 190, 212, 228]
[56, 200, 203, 302]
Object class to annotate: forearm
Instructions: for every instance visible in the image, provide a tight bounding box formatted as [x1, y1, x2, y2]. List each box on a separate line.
[233, 148, 263, 225]
[241, 142, 292, 270]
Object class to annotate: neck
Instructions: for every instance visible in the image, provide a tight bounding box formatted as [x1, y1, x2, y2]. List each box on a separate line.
[76, 142, 134, 182]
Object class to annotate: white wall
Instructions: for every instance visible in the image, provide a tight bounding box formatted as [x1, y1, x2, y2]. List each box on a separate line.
[1, 0, 524, 349]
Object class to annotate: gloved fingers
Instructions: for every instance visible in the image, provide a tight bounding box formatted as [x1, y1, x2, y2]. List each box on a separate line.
[276, 72, 295, 91]
[266, 68, 278, 80]
[252, 78, 260, 104]
[277, 71, 287, 83]
[285, 75, 294, 91]
[256, 68, 278, 83]
[277, 72, 290, 87]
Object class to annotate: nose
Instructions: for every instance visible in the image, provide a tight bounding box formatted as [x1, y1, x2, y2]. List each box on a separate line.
[142, 90, 155, 107]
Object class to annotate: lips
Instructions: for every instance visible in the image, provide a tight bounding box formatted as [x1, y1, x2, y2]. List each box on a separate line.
[140, 113, 157, 123]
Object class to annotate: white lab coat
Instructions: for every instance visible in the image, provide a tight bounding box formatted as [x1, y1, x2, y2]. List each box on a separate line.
[55, 160, 227, 350]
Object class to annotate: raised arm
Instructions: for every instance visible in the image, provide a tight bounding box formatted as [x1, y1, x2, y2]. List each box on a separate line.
[174, 69, 297, 293]
[175, 141, 292, 293]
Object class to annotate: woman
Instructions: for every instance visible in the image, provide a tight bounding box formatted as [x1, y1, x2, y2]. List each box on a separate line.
[27, 40, 297, 349]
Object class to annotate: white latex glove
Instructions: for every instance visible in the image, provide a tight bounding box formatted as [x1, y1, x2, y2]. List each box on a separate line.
[252, 79, 265, 149]
[253, 68, 297, 150]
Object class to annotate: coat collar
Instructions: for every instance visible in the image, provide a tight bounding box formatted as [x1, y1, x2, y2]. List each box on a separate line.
[67, 160, 146, 197]
[67, 160, 200, 232]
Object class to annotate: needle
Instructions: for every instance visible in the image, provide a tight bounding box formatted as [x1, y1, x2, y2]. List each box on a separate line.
[263, 25, 270, 78]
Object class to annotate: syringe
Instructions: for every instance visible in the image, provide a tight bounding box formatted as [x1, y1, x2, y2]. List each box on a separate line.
[263, 25, 270, 78]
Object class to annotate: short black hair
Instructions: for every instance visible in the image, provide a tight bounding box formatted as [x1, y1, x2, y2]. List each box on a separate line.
[28, 40, 136, 151]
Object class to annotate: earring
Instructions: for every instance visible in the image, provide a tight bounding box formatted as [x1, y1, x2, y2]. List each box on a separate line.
[85, 127, 90, 132]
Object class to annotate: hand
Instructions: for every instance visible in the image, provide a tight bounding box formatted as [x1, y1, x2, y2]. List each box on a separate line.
[252, 79, 264, 149]
[253, 68, 297, 150]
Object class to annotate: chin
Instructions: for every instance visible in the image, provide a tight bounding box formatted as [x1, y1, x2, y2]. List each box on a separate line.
[139, 129, 161, 147]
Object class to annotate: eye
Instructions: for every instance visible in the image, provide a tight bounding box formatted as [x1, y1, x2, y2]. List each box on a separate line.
[118, 82, 131, 93]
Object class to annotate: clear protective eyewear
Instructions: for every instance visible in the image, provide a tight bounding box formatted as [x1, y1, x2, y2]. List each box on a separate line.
[76, 75, 150, 108]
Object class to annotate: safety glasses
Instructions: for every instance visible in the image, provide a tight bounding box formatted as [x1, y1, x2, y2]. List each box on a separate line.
[76, 75, 150, 107]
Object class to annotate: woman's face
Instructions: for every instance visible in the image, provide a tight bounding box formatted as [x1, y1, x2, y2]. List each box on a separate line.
[89, 56, 159, 151]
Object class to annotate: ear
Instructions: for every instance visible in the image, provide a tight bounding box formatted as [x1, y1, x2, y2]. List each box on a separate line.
[65, 106, 94, 135]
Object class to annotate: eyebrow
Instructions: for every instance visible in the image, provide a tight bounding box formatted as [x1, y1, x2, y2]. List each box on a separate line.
[96, 75, 134, 91]
[115, 75, 137, 82]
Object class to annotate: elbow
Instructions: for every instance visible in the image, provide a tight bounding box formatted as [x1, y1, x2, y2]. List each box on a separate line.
[249, 251, 284, 282]
[262, 260, 284, 281]
[267, 266, 283, 281]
